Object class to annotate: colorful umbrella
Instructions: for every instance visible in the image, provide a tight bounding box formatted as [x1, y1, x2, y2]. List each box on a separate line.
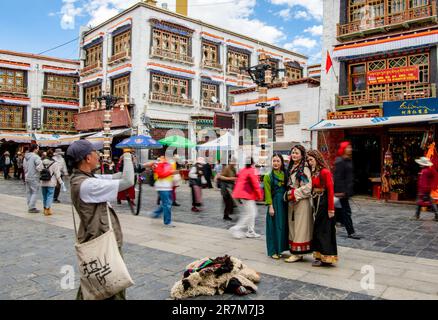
[116, 135, 162, 149]
[159, 135, 196, 148]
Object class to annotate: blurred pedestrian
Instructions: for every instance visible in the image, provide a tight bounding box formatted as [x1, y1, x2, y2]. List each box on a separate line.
[1, 151, 11, 179]
[411, 157, 438, 221]
[334, 142, 361, 239]
[218, 157, 237, 221]
[16, 152, 24, 181]
[307, 150, 338, 267]
[53, 148, 68, 203]
[151, 156, 176, 227]
[38, 149, 63, 216]
[284, 145, 313, 263]
[230, 157, 263, 239]
[214, 160, 223, 189]
[203, 160, 213, 189]
[264, 153, 289, 259]
[116, 149, 136, 207]
[23, 144, 43, 213]
[189, 157, 206, 212]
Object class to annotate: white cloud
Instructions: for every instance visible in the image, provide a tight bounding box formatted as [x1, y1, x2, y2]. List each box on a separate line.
[304, 25, 323, 36]
[276, 8, 291, 21]
[60, 0, 83, 30]
[284, 36, 317, 51]
[57, 0, 285, 44]
[294, 10, 310, 20]
[270, 0, 323, 20]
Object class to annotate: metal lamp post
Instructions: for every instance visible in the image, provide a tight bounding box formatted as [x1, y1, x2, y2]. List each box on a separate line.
[240, 53, 286, 166]
[96, 89, 119, 162]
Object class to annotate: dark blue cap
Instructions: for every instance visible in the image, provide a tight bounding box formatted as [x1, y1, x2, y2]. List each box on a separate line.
[66, 140, 96, 162]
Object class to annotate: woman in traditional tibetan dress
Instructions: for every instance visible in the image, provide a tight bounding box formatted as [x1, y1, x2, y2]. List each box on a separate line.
[284, 145, 313, 263]
[264, 153, 289, 259]
[307, 150, 338, 267]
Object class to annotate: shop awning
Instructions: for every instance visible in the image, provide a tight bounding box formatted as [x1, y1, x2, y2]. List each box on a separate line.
[0, 132, 33, 143]
[309, 114, 438, 131]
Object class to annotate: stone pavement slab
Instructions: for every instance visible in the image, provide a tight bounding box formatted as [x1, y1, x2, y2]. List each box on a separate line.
[1, 178, 438, 260]
[0, 213, 378, 301]
[1, 193, 437, 300]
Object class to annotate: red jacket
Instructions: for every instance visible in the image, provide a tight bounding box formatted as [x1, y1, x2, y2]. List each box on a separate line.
[232, 167, 263, 201]
[417, 166, 438, 195]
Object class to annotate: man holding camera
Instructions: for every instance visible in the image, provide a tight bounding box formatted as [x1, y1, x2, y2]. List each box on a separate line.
[67, 140, 135, 300]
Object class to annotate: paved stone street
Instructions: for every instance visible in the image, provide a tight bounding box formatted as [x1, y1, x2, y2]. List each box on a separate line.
[1, 177, 438, 300]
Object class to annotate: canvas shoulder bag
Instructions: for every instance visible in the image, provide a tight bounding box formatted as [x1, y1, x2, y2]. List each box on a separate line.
[72, 203, 134, 300]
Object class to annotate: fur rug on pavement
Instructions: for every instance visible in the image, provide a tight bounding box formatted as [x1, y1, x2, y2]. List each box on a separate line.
[171, 255, 261, 300]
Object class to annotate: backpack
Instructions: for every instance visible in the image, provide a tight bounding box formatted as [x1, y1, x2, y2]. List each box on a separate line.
[40, 161, 55, 181]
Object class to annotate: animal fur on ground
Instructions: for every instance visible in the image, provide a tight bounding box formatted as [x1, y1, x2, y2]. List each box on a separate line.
[171, 256, 261, 300]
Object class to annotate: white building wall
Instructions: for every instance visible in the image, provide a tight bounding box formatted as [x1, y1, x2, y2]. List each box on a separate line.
[232, 82, 320, 152]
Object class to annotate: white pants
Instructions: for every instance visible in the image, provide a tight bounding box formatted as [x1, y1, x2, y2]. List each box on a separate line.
[26, 179, 40, 209]
[230, 199, 257, 236]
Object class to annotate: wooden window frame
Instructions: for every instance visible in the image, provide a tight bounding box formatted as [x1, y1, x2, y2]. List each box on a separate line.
[152, 28, 191, 57]
[43, 107, 77, 132]
[112, 30, 131, 56]
[0, 68, 26, 93]
[201, 82, 219, 102]
[227, 49, 250, 73]
[44, 74, 78, 99]
[151, 73, 190, 98]
[84, 84, 102, 107]
[0, 105, 26, 130]
[285, 66, 303, 80]
[111, 75, 130, 99]
[85, 44, 103, 67]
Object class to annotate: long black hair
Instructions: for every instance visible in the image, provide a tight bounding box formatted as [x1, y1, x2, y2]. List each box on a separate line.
[272, 153, 285, 172]
[287, 145, 309, 184]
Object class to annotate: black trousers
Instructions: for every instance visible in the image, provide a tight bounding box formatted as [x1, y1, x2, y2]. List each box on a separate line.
[339, 197, 355, 235]
[416, 195, 438, 217]
[223, 190, 234, 217]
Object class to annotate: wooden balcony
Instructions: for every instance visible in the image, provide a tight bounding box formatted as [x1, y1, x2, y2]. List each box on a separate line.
[42, 89, 78, 100]
[0, 122, 26, 130]
[337, 3, 437, 40]
[201, 100, 223, 110]
[42, 124, 76, 133]
[150, 47, 194, 65]
[227, 65, 242, 75]
[202, 60, 223, 71]
[0, 85, 27, 96]
[149, 92, 193, 106]
[80, 61, 102, 77]
[337, 83, 436, 108]
[108, 50, 131, 66]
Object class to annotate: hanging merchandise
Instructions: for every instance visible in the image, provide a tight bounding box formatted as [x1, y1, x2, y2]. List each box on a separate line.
[382, 145, 393, 194]
[384, 145, 393, 167]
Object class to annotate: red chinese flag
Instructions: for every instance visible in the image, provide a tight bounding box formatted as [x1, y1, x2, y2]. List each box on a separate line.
[325, 51, 333, 74]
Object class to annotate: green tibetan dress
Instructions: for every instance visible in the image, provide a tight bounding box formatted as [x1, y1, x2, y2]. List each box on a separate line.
[264, 170, 289, 257]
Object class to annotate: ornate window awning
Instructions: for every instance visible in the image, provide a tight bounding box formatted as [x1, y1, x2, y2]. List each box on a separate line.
[151, 119, 188, 130]
[108, 63, 132, 79]
[108, 18, 132, 35]
[201, 32, 224, 44]
[78, 74, 103, 87]
[42, 65, 78, 76]
[149, 18, 194, 36]
[0, 96, 30, 106]
[42, 99, 79, 110]
[333, 29, 438, 60]
[226, 39, 254, 54]
[82, 34, 104, 50]
[147, 62, 195, 79]
[0, 60, 31, 71]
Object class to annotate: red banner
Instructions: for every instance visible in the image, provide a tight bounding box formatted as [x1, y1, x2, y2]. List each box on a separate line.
[367, 66, 419, 85]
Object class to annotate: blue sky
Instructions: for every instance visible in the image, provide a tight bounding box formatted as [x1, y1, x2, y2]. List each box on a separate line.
[0, 0, 323, 64]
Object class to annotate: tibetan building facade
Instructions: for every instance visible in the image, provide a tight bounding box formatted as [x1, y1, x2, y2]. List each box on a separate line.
[317, 0, 438, 201]
[76, 0, 307, 160]
[0, 50, 80, 152]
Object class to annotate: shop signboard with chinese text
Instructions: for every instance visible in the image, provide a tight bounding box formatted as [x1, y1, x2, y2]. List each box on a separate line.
[367, 66, 419, 85]
[328, 108, 382, 120]
[383, 98, 438, 117]
[31, 108, 41, 130]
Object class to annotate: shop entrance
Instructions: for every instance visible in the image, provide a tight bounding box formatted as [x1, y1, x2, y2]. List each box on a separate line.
[347, 134, 381, 196]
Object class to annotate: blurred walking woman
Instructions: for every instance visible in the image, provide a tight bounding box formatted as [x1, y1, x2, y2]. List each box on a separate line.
[307, 150, 338, 267]
[264, 154, 289, 259]
[285, 145, 313, 263]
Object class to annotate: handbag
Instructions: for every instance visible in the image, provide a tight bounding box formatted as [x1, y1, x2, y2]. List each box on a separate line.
[173, 173, 182, 187]
[72, 203, 134, 300]
[334, 196, 342, 209]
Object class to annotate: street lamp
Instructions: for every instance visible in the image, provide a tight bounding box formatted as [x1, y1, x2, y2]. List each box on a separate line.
[240, 53, 286, 166]
[96, 89, 119, 162]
